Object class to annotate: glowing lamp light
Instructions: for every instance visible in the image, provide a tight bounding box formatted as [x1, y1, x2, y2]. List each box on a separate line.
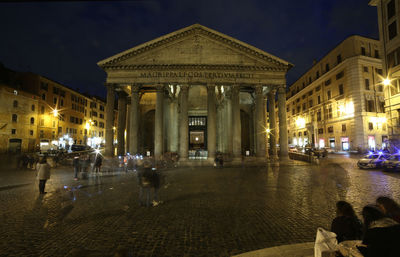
[378, 151, 383, 155]
[266, 128, 271, 133]
[195, 137, 199, 141]
[53, 109, 58, 117]
[295, 117, 306, 128]
[95, 149, 100, 154]
[383, 78, 391, 86]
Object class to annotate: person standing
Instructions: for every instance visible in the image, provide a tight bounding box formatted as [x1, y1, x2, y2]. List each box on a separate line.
[36, 157, 51, 194]
[138, 160, 152, 207]
[151, 167, 162, 206]
[73, 156, 80, 180]
[94, 154, 103, 173]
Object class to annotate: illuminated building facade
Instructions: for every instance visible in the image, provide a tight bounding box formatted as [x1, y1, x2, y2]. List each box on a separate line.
[370, 0, 400, 147]
[98, 24, 292, 161]
[286, 36, 387, 152]
[0, 64, 113, 153]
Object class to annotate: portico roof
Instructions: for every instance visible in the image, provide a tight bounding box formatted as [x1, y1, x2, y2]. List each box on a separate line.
[97, 24, 293, 71]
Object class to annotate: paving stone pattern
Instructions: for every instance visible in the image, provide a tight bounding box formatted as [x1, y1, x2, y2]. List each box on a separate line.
[0, 156, 400, 257]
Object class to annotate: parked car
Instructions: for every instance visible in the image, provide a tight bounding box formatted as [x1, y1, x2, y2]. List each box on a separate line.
[289, 146, 298, 153]
[71, 144, 91, 152]
[357, 153, 390, 169]
[382, 154, 400, 172]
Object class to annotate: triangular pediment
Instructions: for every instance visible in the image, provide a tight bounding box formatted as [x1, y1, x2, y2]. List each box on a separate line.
[98, 24, 293, 71]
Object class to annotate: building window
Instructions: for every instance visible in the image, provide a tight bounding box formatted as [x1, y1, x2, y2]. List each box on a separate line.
[30, 130, 33, 136]
[318, 128, 324, 134]
[31, 104, 35, 111]
[42, 93, 46, 100]
[342, 124, 346, 132]
[41, 106, 45, 114]
[11, 129, 16, 135]
[302, 103, 307, 111]
[13, 100, 18, 108]
[326, 63, 330, 72]
[376, 68, 383, 75]
[361, 47, 366, 56]
[328, 106, 333, 119]
[375, 50, 380, 58]
[339, 84, 344, 95]
[364, 66, 368, 72]
[60, 99, 64, 107]
[40, 119, 44, 126]
[53, 97, 57, 105]
[12, 114, 17, 122]
[30, 117, 34, 124]
[365, 79, 370, 90]
[368, 122, 374, 130]
[40, 130, 44, 138]
[387, 0, 396, 20]
[309, 100, 313, 107]
[328, 126, 334, 133]
[378, 85, 383, 92]
[389, 21, 397, 40]
[316, 85, 321, 92]
[317, 111, 322, 121]
[336, 71, 344, 80]
[325, 79, 331, 86]
[317, 95, 321, 104]
[327, 90, 331, 100]
[40, 82, 48, 91]
[366, 100, 375, 112]
[316, 71, 320, 79]
[337, 54, 342, 64]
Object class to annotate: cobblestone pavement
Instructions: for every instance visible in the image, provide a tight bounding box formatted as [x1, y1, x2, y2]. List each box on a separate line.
[0, 154, 400, 257]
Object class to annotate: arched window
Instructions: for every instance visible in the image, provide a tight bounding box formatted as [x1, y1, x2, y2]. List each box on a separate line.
[31, 105, 35, 111]
[30, 117, 34, 124]
[12, 114, 17, 122]
[13, 100, 18, 108]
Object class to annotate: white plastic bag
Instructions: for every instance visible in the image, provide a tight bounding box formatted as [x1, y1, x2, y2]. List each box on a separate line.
[314, 227, 338, 257]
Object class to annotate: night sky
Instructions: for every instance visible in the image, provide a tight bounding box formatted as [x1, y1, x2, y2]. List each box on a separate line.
[0, 0, 378, 99]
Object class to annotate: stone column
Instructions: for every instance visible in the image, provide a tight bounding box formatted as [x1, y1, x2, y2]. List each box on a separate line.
[154, 85, 164, 160]
[255, 85, 266, 158]
[207, 84, 217, 161]
[129, 84, 140, 154]
[117, 91, 127, 156]
[231, 85, 241, 159]
[277, 85, 289, 159]
[105, 84, 115, 157]
[179, 85, 189, 160]
[268, 89, 278, 158]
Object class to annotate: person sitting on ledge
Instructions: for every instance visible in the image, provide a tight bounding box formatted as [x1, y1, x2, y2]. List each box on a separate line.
[376, 196, 400, 223]
[331, 201, 363, 243]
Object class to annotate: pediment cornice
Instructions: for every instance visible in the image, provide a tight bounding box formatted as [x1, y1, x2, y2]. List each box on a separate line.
[98, 24, 293, 70]
[102, 64, 287, 72]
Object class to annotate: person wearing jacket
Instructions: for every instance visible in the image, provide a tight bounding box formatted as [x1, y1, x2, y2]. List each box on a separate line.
[376, 196, 400, 223]
[138, 160, 153, 207]
[331, 201, 363, 243]
[357, 205, 400, 257]
[36, 157, 51, 194]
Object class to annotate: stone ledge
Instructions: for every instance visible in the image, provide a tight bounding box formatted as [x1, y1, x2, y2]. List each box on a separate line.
[232, 242, 314, 257]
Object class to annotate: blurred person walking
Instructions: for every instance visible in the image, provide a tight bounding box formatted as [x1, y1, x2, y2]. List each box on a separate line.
[36, 157, 51, 194]
[73, 155, 80, 180]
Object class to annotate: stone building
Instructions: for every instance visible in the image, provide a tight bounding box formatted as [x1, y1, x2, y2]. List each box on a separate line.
[370, 0, 400, 147]
[98, 24, 292, 162]
[285, 35, 386, 152]
[0, 84, 39, 153]
[0, 64, 112, 153]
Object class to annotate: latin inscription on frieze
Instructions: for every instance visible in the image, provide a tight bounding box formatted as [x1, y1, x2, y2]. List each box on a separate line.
[140, 71, 254, 79]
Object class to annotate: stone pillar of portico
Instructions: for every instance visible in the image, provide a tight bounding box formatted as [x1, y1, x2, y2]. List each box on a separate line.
[207, 84, 217, 161]
[179, 85, 189, 160]
[231, 85, 242, 159]
[129, 84, 140, 155]
[255, 85, 266, 159]
[105, 84, 115, 157]
[117, 91, 127, 156]
[154, 85, 164, 161]
[268, 89, 278, 158]
[277, 85, 289, 159]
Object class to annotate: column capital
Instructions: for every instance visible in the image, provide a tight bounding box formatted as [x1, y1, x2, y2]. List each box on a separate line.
[131, 84, 141, 93]
[277, 85, 286, 94]
[254, 84, 263, 95]
[268, 89, 277, 95]
[155, 84, 165, 92]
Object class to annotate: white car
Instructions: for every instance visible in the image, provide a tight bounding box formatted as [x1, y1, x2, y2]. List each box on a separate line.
[357, 153, 390, 169]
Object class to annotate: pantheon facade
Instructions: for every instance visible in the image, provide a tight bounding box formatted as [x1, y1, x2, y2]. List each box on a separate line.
[98, 24, 292, 162]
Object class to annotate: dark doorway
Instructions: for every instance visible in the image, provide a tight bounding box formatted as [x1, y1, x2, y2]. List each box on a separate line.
[241, 110, 251, 155]
[9, 138, 22, 153]
[142, 110, 155, 154]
